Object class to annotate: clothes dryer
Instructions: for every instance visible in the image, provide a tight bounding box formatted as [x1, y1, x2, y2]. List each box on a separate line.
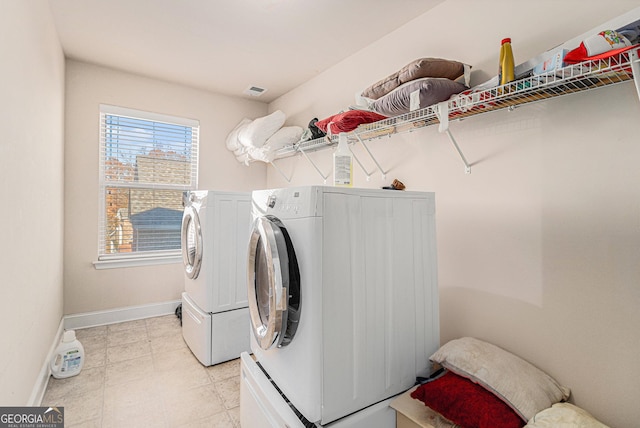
[181, 190, 251, 366]
[241, 186, 440, 427]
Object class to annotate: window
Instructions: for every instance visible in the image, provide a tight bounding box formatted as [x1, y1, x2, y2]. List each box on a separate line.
[97, 105, 199, 267]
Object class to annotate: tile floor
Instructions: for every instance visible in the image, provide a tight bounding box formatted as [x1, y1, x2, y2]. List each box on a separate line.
[42, 315, 241, 428]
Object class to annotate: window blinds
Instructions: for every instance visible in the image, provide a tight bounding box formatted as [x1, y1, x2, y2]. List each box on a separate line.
[98, 105, 199, 259]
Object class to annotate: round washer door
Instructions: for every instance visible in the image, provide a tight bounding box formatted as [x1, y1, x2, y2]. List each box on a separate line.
[247, 215, 301, 350]
[181, 205, 202, 279]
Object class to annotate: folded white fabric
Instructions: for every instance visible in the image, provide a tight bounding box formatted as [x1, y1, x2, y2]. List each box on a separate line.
[226, 118, 252, 151]
[235, 151, 251, 166]
[232, 145, 251, 165]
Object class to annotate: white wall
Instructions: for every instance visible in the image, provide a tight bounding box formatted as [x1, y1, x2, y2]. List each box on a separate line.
[268, 1, 640, 427]
[63, 60, 267, 315]
[0, 1, 65, 404]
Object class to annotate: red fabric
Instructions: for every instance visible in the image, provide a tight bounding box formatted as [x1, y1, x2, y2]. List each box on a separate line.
[564, 41, 638, 64]
[315, 110, 387, 135]
[411, 371, 525, 428]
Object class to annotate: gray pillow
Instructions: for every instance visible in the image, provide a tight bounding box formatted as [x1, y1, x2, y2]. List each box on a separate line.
[369, 77, 467, 117]
[361, 57, 466, 100]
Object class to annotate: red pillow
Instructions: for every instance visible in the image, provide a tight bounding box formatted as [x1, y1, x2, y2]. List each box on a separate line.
[411, 371, 525, 428]
[315, 110, 387, 135]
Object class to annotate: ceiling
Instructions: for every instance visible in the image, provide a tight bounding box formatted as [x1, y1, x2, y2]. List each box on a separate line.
[49, 0, 445, 103]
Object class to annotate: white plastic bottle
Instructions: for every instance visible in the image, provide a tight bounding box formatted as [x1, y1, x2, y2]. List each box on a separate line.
[333, 133, 353, 187]
[50, 330, 85, 379]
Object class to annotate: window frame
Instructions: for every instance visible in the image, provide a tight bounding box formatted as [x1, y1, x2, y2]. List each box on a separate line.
[94, 104, 199, 270]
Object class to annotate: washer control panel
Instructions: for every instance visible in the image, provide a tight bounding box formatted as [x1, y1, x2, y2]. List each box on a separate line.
[254, 188, 318, 219]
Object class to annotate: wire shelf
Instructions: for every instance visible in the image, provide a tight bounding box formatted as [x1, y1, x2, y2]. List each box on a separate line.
[273, 47, 639, 160]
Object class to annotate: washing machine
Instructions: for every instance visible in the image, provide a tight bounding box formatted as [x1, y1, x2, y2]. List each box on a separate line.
[241, 186, 440, 427]
[181, 190, 251, 366]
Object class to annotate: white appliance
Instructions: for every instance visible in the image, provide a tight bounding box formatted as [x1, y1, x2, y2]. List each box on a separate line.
[181, 190, 251, 366]
[241, 186, 440, 427]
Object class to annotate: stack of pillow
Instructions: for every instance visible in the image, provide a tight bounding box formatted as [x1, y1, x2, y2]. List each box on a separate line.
[356, 57, 471, 117]
[226, 110, 303, 164]
[310, 58, 472, 141]
[411, 337, 610, 428]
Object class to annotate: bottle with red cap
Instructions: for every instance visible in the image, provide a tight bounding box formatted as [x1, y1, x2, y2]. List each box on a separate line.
[499, 37, 515, 86]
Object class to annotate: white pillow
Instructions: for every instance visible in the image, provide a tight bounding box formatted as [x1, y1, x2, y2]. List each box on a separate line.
[247, 146, 271, 163]
[238, 110, 286, 148]
[225, 118, 252, 151]
[263, 126, 304, 151]
[430, 337, 571, 421]
[525, 403, 610, 428]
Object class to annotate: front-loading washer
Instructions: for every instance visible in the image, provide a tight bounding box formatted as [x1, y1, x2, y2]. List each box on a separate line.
[242, 186, 440, 426]
[181, 190, 251, 366]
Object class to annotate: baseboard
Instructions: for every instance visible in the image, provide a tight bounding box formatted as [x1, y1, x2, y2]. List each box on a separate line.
[64, 300, 182, 330]
[28, 318, 64, 406]
[28, 300, 181, 406]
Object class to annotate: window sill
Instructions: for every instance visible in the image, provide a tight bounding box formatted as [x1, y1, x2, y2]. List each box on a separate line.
[93, 254, 182, 270]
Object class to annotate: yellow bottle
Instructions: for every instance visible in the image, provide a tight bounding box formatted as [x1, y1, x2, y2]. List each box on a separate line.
[499, 37, 515, 86]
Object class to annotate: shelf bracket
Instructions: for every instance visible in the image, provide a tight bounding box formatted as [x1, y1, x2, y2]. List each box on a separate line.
[351, 150, 373, 181]
[298, 146, 330, 184]
[444, 129, 471, 175]
[354, 133, 388, 180]
[269, 160, 291, 183]
[435, 101, 471, 175]
[630, 48, 640, 104]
